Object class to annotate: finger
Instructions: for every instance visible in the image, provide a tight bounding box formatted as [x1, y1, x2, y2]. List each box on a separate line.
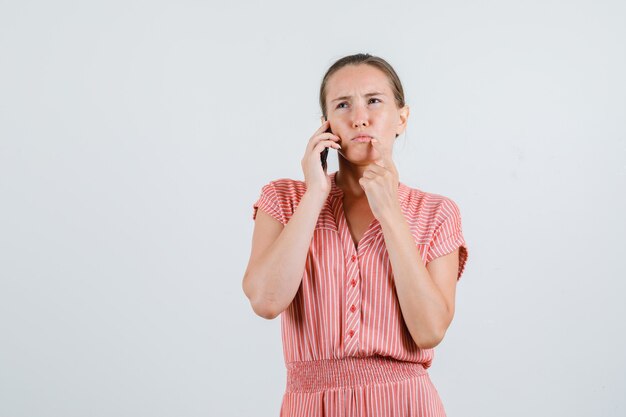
[367, 161, 386, 171]
[308, 131, 340, 153]
[370, 138, 392, 165]
[316, 120, 339, 138]
[316, 119, 329, 133]
[316, 134, 341, 152]
[318, 132, 341, 141]
[308, 121, 331, 145]
[371, 139, 399, 177]
[314, 140, 341, 154]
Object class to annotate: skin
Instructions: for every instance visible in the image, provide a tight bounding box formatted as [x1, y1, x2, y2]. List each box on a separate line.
[243, 64, 460, 349]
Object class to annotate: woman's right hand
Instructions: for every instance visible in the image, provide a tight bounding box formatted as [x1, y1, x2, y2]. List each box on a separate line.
[301, 120, 341, 197]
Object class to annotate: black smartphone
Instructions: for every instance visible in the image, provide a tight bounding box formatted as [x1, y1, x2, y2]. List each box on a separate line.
[321, 117, 331, 171]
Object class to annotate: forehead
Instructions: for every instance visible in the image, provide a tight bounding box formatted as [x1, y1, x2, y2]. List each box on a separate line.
[326, 64, 392, 98]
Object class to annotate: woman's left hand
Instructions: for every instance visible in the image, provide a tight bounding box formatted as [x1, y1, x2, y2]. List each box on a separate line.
[359, 138, 401, 220]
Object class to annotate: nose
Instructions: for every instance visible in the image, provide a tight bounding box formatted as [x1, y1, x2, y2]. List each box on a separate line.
[351, 104, 370, 128]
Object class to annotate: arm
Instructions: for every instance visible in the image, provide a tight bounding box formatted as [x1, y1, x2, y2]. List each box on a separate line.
[242, 190, 327, 320]
[378, 206, 460, 349]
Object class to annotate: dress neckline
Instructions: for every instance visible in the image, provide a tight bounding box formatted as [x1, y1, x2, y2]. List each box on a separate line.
[329, 170, 410, 204]
[328, 170, 411, 251]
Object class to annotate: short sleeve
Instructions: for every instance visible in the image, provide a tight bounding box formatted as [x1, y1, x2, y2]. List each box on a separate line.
[426, 198, 469, 280]
[252, 181, 286, 225]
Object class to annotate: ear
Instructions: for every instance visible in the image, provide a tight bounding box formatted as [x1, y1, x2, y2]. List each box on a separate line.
[396, 105, 409, 137]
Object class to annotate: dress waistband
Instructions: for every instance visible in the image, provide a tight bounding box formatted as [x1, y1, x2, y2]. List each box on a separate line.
[285, 356, 427, 392]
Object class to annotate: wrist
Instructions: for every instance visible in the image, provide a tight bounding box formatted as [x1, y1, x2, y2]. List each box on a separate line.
[378, 204, 404, 228]
[303, 188, 328, 207]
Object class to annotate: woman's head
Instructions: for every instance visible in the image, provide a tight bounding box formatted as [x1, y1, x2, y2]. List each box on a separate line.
[319, 53, 406, 121]
[319, 53, 409, 163]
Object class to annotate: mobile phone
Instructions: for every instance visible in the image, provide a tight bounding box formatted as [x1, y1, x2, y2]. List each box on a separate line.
[321, 117, 330, 171]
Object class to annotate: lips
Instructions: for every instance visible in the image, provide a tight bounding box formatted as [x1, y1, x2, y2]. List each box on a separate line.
[351, 135, 373, 142]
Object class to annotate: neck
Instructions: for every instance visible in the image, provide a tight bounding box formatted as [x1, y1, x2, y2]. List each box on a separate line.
[335, 156, 402, 200]
[335, 159, 370, 199]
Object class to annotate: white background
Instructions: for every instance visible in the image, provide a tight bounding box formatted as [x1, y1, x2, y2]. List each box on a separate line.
[1, 1, 624, 416]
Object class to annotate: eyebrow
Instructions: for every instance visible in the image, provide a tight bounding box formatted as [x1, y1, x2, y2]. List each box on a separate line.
[331, 91, 386, 103]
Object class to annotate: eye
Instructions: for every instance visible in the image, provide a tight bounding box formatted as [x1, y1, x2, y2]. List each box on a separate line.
[335, 98, 381, 109]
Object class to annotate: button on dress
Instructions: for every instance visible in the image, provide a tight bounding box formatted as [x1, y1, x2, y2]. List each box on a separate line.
[251, 171, 469, 417]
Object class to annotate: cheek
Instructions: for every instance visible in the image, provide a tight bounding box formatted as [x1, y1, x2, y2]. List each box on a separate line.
[376, 117, 394, 131]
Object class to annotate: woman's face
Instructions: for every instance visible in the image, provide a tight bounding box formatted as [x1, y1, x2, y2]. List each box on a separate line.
[322, 64, 409, 164]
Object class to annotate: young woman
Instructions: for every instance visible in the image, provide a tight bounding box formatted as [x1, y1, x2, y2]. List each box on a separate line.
[243, 53, 469, 417]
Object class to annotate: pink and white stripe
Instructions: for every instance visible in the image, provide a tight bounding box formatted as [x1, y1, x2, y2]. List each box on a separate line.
[252, 170, 468, 416]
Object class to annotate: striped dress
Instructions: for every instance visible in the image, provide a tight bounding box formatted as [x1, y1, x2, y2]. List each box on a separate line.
[251, 170, 469, 417]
